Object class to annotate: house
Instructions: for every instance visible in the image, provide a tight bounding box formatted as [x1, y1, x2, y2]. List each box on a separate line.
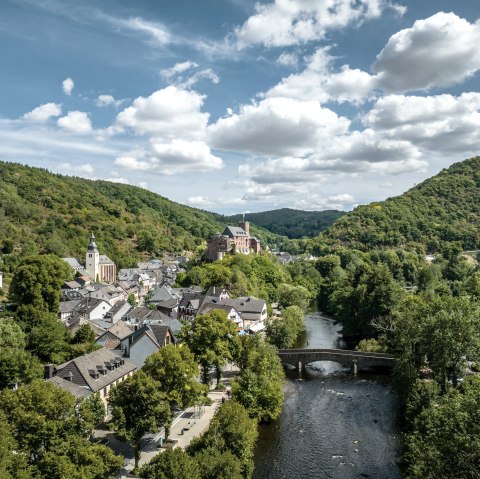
[86, 283, 126, 306]
[49, 348, 136, 410]
[47, 375, 92, 399]
[205, 286, 230, 300]
[155, 297, 179, 318]
[61, 280, 82, 291]
[122, 306, 171, 326]
[96, 320, 134, 350]
[66, 316, 107, 338]
[219, 296, 267, 330]
[204, 221, 261, 261]
[197, 302, 244, 329]
[72, 297, 112, 321]
[120, 324, 175, 368]
[103, 300, 131, 325]
[59, 300, 81, 322]
[61, 257, 85, 275]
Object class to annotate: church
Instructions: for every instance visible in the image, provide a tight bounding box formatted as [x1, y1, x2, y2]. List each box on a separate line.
[63, 234, 116, 283]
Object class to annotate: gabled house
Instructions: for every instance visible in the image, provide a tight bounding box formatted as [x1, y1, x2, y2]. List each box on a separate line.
[120, 324, 175, 368]
[49, 348, 136, 409]
[59, 300, 81, 322]
[219, 296, 267, 332]
[197, 302, 244, 329]
[96, 320, 134, 350]
[72, 297, 112, 321]
[103, 300, 131, 325]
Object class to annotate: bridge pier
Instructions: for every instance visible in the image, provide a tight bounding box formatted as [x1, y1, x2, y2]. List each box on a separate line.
[351, 359, 358, 375]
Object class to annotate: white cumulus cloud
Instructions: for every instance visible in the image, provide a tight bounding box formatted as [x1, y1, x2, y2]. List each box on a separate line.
[23, 103, 62, 122]
[57, 111, 93, 134]
[62, 77, 74, 96]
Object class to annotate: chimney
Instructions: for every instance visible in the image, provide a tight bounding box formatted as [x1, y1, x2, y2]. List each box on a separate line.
[44, 364, 55, 379]
[239, 220, 250, 236]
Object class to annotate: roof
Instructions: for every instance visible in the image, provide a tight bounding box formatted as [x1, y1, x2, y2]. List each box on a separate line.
[223, 226, 248, 238]
[155, 297, 179, 309]
[59, 300, 81, 314]
[47, 376, 92, 398]
[55, 348, 136, 392]
[73, 297, 111, 316]
[205, 286, 228, 297]
[63, 281, 82, 289]
[124, 324, 174, 349]
[99, 255, 114, 265]
[150, 285, 177, 302]
[105, 320, 133, 340]
[66, 316, 107, 338]
[197, 302, 239, 316]
[220, 297, 266, 314]
[62, 257, 84, 269]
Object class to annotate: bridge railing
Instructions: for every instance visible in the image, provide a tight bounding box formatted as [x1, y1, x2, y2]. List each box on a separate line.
[277, 348, 395, 359]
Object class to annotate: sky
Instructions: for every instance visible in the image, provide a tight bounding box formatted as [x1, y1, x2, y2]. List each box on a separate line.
[1, 0, 480, 215]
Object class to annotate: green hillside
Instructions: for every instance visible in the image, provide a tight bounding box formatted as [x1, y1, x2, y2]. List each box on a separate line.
[0, 161, 285, 269]
[319, 156, 480, 252]
[224, 208, 345, 239]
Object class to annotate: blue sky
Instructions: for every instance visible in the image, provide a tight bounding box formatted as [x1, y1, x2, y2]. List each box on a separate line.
[1, 0, 480, 214]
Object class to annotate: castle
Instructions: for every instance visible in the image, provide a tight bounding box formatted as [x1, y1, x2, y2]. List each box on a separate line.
[204, 221, 261, 261]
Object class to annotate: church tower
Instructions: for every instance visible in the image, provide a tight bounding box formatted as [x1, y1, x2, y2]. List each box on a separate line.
[85, 233, 100, 281]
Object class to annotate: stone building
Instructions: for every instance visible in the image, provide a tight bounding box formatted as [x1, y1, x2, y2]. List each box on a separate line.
[85, 233, 116, 283]
[204, 221, 261, 261]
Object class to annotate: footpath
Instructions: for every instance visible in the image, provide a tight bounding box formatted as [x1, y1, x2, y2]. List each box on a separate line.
[108, 368, 238, 478]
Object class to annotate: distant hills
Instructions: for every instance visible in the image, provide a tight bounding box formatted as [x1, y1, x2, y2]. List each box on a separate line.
[224, 208, 345, 239]
[0, 161, 285, 268]
[320, 156, 480, 252]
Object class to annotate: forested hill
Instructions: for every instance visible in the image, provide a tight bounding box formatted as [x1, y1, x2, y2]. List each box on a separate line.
[224, 208, 345, 238]
[319, 156, 480, 252]
[0, 161, 283, 268]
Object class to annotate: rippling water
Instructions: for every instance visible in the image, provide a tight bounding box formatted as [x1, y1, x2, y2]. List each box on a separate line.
[253, 310, 401, 479]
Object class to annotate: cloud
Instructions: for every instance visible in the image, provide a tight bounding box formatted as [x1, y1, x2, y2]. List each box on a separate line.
[58, 162, 94, 174]
[23, 103, 62, 122]
[62, 77, 74, 96]
[96, 94, 124, 108]
[235, 0, 403, 48]
[373, 12, 480, 92]
[363, 92, 480, 154]
[57, 111, 93, 134]
[116, 86, 209, 139]
[160, 61, 198, 80]
[160, 62, 220, 88]
[293, 193, 355, 211]
[209, 97, 350, 157]
[186, 196, 216, 208]
[115, 139, 223, 175]
[266, 47, 377, 103]
[111, 16, 171, 46]
[276, 52, 298, 67]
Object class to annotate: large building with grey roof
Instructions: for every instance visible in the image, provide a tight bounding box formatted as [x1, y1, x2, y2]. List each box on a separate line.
[204, 221, 260, 261]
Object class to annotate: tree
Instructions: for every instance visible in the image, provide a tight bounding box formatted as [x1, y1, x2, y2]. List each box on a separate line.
[109, 371, 172, 471]
[266, 305, 304, 349]
[77, 393, 105, 435]
[0, 347, 43, 389]
[143, 345, 208, 439]
[9, 255, 71, 312]
[72, 324, 96, 344]
[36, 436, 123, 479]
[0, 410, 31, 479]
[277, 283, 311, 311]
[404, 376, 480, 479]
[179, 310, 238, 385]
[194, 448, 243, 479]
[127, 293, 137, 306]
[196, 401, 258, 479]
[232, 338, 284, 423]
[0, 379, 79, 461]
[139, 448, 201, 479]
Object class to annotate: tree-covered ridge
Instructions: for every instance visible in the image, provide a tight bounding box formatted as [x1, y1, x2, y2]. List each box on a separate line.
[224, 208, 345, 239]
[318, 157, 480, 252]
[0, 161, 285, 268]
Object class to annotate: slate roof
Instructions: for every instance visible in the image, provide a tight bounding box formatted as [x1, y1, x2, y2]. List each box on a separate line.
[105, 320, 133, 340]
[99, 254, 115, 265]
[62, 257, 84, 269]
[47, 375, 91, 398]
[197, 302, 239, 316]
[105, 300, 131, 318]
[55, 348, 136, 392]
[73, 297, 111, 316]
[124, 324, 174, 349]
[59, 300, 81, 315]
[63, 281, 82, 290]
[223, 226, 248, 237]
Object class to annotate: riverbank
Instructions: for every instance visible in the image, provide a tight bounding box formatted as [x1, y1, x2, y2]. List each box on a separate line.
[253, 309, 402, 479]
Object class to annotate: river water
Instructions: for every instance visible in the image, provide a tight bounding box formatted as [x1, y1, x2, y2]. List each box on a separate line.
[253, 309, 401, 479]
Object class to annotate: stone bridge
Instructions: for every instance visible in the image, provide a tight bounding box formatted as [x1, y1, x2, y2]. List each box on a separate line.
[277, 348, 396, 374]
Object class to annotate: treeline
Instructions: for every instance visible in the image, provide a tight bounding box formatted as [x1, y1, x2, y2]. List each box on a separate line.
[224, 208, 345, 239]
[313, 243, 480, 478]
[0, 161, 287, 273]
[316, 156, 480, 252]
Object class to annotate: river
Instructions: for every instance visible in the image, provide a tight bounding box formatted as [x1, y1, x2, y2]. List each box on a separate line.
[253, 309, 402, 479]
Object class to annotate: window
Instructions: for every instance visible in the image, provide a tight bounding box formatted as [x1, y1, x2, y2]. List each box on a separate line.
[103, 387, 107, 397]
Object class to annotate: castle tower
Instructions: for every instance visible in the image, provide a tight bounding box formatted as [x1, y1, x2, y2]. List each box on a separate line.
[239, 220, 250, 236]
[85, 233, 100, 281]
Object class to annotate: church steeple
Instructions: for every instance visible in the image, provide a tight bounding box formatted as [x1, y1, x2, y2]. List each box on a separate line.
[87, 232, 99, 252]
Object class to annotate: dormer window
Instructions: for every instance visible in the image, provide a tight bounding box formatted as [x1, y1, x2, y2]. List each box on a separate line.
[97, 365, 108, 376]
[89, 369, 100, 380]
[64, 371, 74, 382]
